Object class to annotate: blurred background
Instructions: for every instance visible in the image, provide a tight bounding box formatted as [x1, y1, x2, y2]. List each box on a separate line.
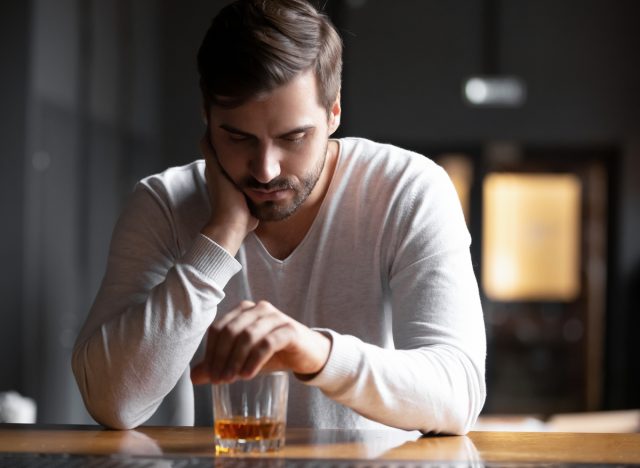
[1, 0, 639, 427]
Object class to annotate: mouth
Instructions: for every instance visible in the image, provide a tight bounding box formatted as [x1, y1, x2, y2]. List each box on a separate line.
[246, 187, 293, 202]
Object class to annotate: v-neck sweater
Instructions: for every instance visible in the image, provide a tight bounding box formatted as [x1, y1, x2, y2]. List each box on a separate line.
[72, 137, 486, 434]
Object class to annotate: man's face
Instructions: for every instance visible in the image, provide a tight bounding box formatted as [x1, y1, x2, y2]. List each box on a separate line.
[207, 70, 341, 222]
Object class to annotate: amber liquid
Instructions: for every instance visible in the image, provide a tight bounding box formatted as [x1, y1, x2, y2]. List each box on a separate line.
[215, 416, 285, 441]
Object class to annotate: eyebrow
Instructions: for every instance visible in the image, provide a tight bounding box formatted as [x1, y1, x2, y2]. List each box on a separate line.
[219, 124, 315, 139]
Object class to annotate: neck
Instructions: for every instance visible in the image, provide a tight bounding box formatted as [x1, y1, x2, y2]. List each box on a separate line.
[254, 140, 339, 259]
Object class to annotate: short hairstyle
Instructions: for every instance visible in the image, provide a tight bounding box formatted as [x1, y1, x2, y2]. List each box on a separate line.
[197, 0, 342, 114]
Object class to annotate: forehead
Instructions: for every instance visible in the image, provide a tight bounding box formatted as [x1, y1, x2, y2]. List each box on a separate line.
[210, 70, 326, 132]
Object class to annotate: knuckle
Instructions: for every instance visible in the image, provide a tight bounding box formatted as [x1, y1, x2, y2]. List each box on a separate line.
[281, 322, 295, 336]
[253, 338, 270, 356]
[260, 333, 278, 351]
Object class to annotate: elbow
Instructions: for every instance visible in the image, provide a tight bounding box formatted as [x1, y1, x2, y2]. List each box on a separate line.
[90, 409, 143, 431]
[80, 388, 146, 430]
[76, 383, 148, 430]
[423, 400, 483, 436]
[449, 370, 487, 435]
[71, 346, 146, 430]
[80, 389, 149, 430]
[425, 412, 475, 436]
[451, 349, 487, 435]
[422, 365, 486, 436]
[447, 408, 480, 436]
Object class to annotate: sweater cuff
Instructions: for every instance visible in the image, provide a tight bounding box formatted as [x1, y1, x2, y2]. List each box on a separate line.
[299, 329, 362, 395]
[181, 234, 242, 286]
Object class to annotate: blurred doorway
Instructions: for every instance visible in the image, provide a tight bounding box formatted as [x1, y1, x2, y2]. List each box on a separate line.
[429, 143, 614, 416]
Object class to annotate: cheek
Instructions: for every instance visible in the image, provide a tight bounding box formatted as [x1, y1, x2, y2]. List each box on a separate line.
[209, 136, 246, 177]
[302, 136, 328, 168]
[216, 150, 244, 181]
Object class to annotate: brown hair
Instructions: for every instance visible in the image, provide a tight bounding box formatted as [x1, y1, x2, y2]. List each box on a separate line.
[197, 0, 342, 114]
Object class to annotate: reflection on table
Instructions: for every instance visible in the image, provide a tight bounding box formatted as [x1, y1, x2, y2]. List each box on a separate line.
[0, 424, 639, 465]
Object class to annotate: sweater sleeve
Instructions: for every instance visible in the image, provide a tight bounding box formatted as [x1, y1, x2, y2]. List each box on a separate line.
[304, 165, 486, 435]
[71, 182, 240, 429]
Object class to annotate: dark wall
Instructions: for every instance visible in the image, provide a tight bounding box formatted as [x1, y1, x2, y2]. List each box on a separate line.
[15, 0, 166, 423]
[0, 2, 29, 393]
[160, 0, 227, 167]
[608, 138, 640, 409]
[337, 0, 640, 144]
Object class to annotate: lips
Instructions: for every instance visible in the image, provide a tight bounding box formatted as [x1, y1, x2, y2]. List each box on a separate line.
[246, 188, 292, 202]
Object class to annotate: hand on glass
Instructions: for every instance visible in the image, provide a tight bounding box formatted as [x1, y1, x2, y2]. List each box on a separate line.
[191, 300, 332, 384]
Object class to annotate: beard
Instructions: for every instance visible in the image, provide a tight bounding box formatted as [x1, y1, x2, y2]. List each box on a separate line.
[240, 141, 328, 222]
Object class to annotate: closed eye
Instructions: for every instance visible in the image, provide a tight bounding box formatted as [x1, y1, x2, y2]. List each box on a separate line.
[219, 124, 255, 143]
[282, 132, 307, 143]
[229, 133, 250, 142]
[226, 132, 257, 145]
[281, 126, 315, 144]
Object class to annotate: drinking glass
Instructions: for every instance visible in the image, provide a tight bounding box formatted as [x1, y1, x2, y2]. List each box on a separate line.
[212, 372, 289, 454]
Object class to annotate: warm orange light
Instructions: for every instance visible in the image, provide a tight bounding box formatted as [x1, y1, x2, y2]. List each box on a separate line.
[482, 173, 582, 301]
[438, 154, 473, 225]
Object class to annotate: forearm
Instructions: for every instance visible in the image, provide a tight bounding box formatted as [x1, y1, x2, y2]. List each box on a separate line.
[72, 235, 239, 429]
[306, 244, 486, 434]
[305, 332, 485, 434]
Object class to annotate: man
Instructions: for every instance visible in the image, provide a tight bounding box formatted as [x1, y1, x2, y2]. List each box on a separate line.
[72, 0, 486, 434]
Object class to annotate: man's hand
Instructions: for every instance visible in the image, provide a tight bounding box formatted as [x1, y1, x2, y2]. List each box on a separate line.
[200, 133, 258, 256]
[191, 300, 332, 384]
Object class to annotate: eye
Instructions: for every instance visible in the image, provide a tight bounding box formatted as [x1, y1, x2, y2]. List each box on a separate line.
[228, 133, 251, 143]
[283, 132, 307, 144]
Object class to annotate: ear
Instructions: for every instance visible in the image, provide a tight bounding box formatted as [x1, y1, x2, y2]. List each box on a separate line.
[328, 92, 342, 135]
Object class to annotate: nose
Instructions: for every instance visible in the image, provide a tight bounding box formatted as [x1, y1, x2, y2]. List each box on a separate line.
[249, 143, 281, 183]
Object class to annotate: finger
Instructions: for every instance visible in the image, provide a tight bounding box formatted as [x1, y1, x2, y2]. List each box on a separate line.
[210, 303, 248, 333]
[191, 327, 217, 384]
[208, 301, 256, 340]
[201, 302, 255, 381]
[191, 323, 220, 384]
[209, 308, 263, 383]
[220, 308, 283, 381]
[206, 312, 242, 382]
[240, 322, 296, 379]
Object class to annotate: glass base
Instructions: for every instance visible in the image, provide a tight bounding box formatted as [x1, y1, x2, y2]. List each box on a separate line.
[215, 437, 285, 454]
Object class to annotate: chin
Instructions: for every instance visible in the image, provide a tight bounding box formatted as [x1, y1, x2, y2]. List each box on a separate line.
[249, 201, 300, 222]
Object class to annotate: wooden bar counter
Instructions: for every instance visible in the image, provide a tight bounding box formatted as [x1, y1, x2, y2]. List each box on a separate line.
[1, 424, 639, 465]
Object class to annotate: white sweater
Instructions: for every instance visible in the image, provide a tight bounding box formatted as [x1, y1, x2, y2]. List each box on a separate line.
[72, 137, 486, 433]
